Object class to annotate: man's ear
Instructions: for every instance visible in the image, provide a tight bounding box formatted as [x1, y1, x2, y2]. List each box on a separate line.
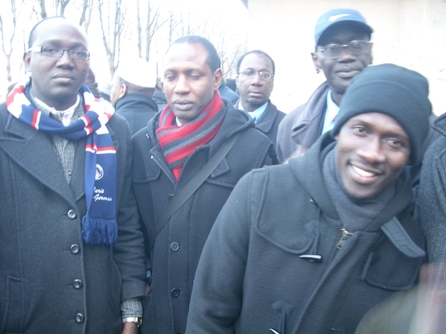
[311, 52, 321, 71]
[23, 52, 31, 73]
[213, 68, 223, 90]
[118, 83, 128, 99]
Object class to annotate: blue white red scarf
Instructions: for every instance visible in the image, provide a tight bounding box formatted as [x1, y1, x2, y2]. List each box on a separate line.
[6, 77, 118, 245]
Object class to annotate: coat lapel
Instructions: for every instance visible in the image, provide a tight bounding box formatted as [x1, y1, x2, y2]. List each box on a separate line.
[69, 137, 86, 202]
[0, 115, 76, 205]
[255, 101, 275, 134]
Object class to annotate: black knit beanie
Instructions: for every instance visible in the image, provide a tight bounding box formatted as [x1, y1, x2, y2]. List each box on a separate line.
[332, 64, 431, 164]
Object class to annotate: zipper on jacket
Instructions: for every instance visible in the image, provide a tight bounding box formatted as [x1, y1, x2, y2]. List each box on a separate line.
[336, 228, 352, 249]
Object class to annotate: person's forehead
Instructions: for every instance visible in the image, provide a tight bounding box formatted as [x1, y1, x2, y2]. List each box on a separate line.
[32, 20, 88, 47]
[164, 42, 209, 70]
[240, 53, 273, 70]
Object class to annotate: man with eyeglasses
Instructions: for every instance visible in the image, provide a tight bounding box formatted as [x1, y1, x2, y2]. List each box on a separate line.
[0, 17, 146, 333]
[236, 50, 285, 148]
[276, 8, 373, 163]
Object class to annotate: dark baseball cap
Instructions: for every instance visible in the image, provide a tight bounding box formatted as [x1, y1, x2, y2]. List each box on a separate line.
[315, 8, 373, 46]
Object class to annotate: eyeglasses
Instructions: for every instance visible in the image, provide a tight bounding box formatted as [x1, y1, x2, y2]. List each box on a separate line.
[27, 46, 90, 61]
[317, 40, 372, 59]
[239, 70, 274, 80]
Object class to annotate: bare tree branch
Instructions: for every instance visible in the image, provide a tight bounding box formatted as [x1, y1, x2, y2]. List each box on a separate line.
[38, 0, 47, 18]
[0, 0, 25, 83]
[97, 0, 125, 77]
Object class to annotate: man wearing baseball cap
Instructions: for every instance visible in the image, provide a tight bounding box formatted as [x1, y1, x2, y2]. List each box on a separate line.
[110, 58, 159, 135]
[277, 8, 373, 162]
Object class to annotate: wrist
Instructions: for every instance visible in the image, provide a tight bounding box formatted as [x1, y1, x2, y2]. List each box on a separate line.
[123, 317, 142, 327]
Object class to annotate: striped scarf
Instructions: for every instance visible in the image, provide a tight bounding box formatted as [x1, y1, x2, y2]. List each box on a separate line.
[156, 91, 225, 180]
[6, 77, 118, 245]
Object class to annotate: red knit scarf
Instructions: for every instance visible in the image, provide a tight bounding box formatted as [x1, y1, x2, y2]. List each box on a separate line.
[156, 91, 225, 180]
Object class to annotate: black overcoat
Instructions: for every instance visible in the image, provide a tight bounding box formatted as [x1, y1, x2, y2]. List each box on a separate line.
[0, 101, 146, 334]
[132, 100, 274, 334]
[115, 93, 158, 136]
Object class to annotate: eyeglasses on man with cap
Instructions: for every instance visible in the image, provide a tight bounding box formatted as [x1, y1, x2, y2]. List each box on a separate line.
[317, 40, 372, 59]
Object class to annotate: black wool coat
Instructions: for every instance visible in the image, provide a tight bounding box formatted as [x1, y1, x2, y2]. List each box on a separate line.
[0, 102, 146, 334]
[254, 100, 286, 147]
[132, 99, 275, 334]
[115, 93, 158, 136]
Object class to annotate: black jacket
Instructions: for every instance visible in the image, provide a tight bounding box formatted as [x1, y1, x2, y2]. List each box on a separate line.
[151, 91, 167, 112]
[0, 102, 145, 334]
[254, 100, 285, 147]
[416, 112, 446, 264]
[115, 93, 158, 135]
[276, 82, 330, 162]
[187, 133, 425, 334]
[132, 100, 275, 334]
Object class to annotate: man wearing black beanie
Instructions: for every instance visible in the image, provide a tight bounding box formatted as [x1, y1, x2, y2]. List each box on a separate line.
[186, 64, 430, 333]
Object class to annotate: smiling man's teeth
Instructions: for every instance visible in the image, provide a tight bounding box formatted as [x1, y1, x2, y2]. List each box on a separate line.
[352, 166, 375, 177]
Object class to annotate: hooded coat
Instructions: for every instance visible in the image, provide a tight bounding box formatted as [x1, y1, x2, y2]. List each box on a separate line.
[187, 133, 425, 334]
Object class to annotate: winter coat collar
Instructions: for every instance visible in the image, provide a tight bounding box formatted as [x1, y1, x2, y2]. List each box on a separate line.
[115, 93, 158, 112]
[291, 81, 330, 132]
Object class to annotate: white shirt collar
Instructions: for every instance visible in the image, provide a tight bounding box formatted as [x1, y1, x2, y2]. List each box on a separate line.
[321, 90, 339, 134]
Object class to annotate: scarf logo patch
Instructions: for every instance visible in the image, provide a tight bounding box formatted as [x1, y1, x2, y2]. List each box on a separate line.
[95, 163, 104, 180]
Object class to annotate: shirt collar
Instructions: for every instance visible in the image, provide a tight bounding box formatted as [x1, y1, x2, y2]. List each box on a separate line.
[321, 90, 339, 134]
[33, 94, 81, 127]
[238, 101, 269, 124]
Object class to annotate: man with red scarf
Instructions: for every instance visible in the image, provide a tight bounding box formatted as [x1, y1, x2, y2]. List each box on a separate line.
[132, 35, 275, 334]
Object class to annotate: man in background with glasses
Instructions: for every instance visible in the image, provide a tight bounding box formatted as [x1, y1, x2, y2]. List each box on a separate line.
[276, 8, 373, 163]
[0, 17, 145, 333]
[235, 50, 285, 148]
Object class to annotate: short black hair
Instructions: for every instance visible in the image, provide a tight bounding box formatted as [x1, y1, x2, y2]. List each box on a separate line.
[169, 35, 221, 72]
[236, 50, 275, 75]
[28, 16, 67, 48]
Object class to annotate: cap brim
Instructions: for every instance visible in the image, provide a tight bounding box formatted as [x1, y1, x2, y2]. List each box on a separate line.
[316, 21, 373, 46]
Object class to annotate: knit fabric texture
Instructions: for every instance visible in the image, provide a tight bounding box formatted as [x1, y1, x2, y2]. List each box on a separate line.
[156, 91, 225, 180]
[332, 63, 431, 164]
[6, 77, 118, 245]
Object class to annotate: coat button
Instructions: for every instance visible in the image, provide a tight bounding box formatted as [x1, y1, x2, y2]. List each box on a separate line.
[171, 288, 180, 298]
[67, 209, 77, 219]
[75, 313, 84, 323]
[73, 279, 83, 289]
[70, 244, 80, 254]
[168, 194, 174, 203]
[170, 242, 180, 251]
